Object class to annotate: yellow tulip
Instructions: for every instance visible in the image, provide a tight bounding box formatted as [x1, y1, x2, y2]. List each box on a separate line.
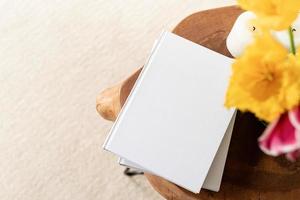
[225, 33, 300, 122]
[238, 0, 300, 30]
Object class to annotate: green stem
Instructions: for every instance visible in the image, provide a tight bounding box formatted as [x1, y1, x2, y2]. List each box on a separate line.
[288, 26, 296, 55]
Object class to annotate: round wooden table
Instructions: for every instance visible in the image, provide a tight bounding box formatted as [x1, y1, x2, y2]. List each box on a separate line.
[97, 6, 300, 200]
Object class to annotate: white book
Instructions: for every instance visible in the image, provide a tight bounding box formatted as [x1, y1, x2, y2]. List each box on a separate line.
[103, 32, 234, 193]
[119, 110, 236, 192]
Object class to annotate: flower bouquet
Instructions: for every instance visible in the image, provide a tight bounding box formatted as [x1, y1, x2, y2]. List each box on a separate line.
[226, 0, 300, 161]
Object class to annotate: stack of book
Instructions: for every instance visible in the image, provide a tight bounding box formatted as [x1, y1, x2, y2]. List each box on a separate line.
[103, 32, 236, 193]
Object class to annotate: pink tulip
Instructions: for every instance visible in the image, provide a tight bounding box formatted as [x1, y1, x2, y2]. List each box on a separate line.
[258, 106, 300, 161]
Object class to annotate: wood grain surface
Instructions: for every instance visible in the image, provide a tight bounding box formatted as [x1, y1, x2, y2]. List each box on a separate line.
[96, 6, 300, 200]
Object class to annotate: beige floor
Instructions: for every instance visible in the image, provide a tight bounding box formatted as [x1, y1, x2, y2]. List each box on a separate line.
[0, 0, 235, 199]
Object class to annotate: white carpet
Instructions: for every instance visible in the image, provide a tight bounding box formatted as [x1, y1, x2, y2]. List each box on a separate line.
[0, 0, 235, 199]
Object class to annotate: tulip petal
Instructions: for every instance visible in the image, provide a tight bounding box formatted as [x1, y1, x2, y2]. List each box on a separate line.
[258, 112, 300, 156]
[289, 106, 300, 130]
[286, 149, 300, 162]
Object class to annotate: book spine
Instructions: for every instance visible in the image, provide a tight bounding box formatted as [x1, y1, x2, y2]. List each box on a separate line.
[102, 31, 168, 149]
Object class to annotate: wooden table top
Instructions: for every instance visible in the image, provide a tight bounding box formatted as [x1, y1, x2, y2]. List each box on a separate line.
[97, 6, 300, 200]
